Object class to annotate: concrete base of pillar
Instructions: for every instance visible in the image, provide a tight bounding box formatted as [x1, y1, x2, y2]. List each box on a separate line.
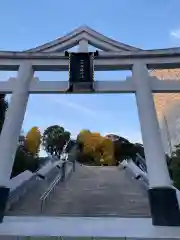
[148, 187, 180, 226]
[0, 186, 10, 223]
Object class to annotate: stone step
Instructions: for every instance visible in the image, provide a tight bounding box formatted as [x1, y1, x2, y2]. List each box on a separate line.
[7, 165, 150, 217]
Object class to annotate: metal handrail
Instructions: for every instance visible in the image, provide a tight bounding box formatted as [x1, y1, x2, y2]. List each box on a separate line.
[40, 171, 63, 213]
[40, 159, 75, 213]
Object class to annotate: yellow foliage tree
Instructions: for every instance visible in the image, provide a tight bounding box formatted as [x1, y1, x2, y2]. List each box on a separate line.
[77, 130, 116, 166]
[25, 127, 41, 156]
[100, 138, 115, 166]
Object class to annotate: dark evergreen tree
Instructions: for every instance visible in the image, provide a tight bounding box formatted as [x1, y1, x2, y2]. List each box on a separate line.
[0, 94, 8, 133]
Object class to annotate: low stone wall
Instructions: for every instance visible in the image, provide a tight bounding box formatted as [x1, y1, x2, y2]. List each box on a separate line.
[121, 159, 180, 206]
[6, 160, 63, 210]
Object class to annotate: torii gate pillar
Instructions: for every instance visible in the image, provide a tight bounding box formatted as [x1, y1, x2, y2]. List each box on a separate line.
[0, 62, 33, 222]
[133, 62, 180, 226]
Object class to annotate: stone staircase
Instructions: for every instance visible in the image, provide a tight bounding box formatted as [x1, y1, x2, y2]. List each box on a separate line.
[7, 164, 150, 217]
[6, 168, 62, 216]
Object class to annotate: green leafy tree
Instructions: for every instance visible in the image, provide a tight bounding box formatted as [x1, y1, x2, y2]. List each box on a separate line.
[11, 145, 39, 178]
[169, 144, 180, 189]
[113, 137, 137, 163]
[134, 143, 145, 158]
[42, 125, 70, 157]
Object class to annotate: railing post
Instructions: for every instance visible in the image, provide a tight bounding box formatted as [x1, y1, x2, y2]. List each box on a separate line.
[40, 200, 44, 213]
[73, 158, 76, 172]
[61, 161, 66, 182]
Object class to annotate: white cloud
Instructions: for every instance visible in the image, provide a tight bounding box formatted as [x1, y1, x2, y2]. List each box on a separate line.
[51, 97, 117, 123]
[170, 28, 180, 39]
[52, 98, 98, 117]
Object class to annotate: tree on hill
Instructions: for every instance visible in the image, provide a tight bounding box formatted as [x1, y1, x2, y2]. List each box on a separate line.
[113, 137, 137, 163]
[168, 144, 180, 189]
[134, 143, 145, 158]
[11, 145, 39, 178]
[100, 137, 116, 166]
[24, 126, 41, 157]
[77, 130, 115, 166]
[42, 125, 70, 157]
[11, 127, 42, 178]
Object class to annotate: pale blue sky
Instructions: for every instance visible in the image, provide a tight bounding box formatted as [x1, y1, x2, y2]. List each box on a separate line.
[0, 0, 180, 156]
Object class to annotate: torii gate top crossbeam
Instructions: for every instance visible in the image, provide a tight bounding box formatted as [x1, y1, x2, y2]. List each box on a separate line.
[0, 25, 180, 71]
[0, 47, 180, 71]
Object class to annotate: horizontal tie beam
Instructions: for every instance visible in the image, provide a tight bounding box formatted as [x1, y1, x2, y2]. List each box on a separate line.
[0, 77, 180, 93]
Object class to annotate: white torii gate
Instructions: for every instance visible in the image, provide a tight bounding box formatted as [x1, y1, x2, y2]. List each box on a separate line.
[0, 26, 180, 232]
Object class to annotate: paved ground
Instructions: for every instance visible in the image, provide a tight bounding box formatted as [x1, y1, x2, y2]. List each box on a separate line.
[7, 164, 150, 217]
